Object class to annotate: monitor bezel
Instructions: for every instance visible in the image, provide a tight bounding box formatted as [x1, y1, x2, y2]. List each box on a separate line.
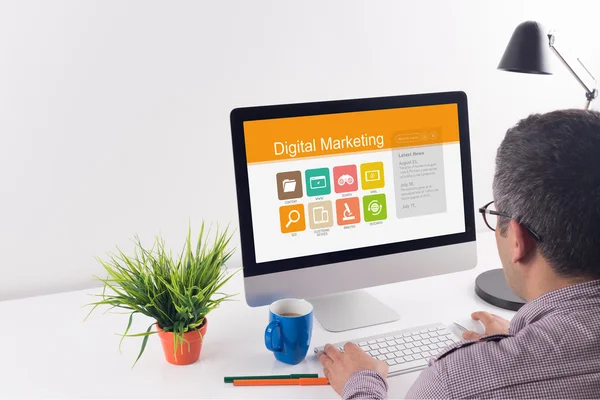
[230, 91, 475, 278]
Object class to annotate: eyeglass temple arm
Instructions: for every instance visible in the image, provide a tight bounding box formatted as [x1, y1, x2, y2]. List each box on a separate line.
[479, 208, 511, 219]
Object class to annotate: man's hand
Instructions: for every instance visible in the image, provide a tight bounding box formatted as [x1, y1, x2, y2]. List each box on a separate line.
[462, 311, 510, 340]
[317, 342, 388, 395]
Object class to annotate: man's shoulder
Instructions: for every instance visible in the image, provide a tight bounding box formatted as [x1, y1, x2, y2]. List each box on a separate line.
[405, 334, 515, 399]
[428, 334, 523, 397]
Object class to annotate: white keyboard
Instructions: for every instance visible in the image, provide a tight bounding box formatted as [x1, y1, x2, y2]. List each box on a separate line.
[313, 323, 461, 376]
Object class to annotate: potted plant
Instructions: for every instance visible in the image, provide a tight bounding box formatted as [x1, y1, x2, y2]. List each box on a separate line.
[86, 223, 238, 366]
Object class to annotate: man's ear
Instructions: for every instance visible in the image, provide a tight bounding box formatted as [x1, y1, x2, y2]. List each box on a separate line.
[509, 219, 536, 264]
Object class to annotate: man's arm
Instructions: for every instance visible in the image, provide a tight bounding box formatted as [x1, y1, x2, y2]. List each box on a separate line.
[339, 361, 448, 400]
[342, 370, 388, 400]
[405, 360, 449, 399]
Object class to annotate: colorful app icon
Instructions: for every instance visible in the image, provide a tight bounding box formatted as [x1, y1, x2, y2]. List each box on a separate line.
[336, 197, 361, 226]
[363, 194, 387, 222]
[276, 171, 303, 200]
[333, 165, 358, 193]
[360, 162, 385, 190]
[279, 204, 306, 234]
[305, 168, 331, 197]
[307, 200, 334, 229]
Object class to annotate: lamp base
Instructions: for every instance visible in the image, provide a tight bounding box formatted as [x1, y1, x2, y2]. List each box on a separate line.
[475, 269, 525, 311]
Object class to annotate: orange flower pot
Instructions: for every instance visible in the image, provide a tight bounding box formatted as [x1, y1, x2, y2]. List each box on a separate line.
[157, 318, 207, 365]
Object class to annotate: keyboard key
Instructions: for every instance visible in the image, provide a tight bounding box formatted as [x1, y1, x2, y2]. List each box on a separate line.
[395, 339, 405, 345]
[377, 338, 385, 343]
[368, 340, 377, 344]
[403, 349, 413, 356]
[379, 348, 389, 354]
[420, 346, 430, 352]
[431, 337, 440, 343]
[429, 344, 438, 350]
[429, 332, 438, 337]
[406, 343, 415, 349]
[438, 329, 450, 336]
[370, 344, 380, 350]
[389, 346, 398, 352]
[369, 350, 380, 356]
[385, 336, 394, 341]
[386, 353, 395, 360]
[404, 355, 414, 362]
[386, 359, 397, 366]
[390, 359, 427, 373]
[421, 333, 431, 339]
[395, 357, 405, 364]
[397, 344, 406, 350]
[413, 334, 422, 340]
[422, 351, 431, 357]
[444, 340, 454, 347]
[394, 335, 403, 339]
[405, 337, 414, 343]
[431, 349, 440, 355]
[377, 355, 387, 361]
[437, 343, 447, 349]
[428, 328, 437, 332]
[419, 329, 429, 334]
[389, 358, 428, 373]
[360, 346, 370, 351]
[394, 351, 404, 358]
[359, 341, 368, 346]
[422, 339, 431, 344]
[386, 341, 395, 347]
[413, 353, 423, 359]
[414, 340, 423, 346]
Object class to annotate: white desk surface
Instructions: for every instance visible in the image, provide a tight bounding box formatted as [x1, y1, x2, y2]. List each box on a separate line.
[0, 232, 515, 399]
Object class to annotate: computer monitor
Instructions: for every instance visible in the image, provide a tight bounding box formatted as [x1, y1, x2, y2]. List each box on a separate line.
[230, 91, 477, 332]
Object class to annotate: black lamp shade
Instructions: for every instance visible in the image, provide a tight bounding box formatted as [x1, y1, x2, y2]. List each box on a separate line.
[498, 21, 554, 75]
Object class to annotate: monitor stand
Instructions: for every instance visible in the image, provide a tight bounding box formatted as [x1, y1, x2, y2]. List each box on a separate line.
[308, 290, 400, 332]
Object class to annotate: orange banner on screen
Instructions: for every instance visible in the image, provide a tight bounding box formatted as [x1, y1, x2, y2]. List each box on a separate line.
[243, 103, 459, 164]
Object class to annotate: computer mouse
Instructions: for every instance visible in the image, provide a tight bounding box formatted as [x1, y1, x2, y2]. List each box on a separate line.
[453, 318, 486, 335]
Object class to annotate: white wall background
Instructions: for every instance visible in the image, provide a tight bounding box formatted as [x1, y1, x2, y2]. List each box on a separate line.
[1, 0, 598, 301]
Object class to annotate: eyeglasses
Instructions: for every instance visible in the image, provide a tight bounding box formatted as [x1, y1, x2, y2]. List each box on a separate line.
[478, 201, 541, 241]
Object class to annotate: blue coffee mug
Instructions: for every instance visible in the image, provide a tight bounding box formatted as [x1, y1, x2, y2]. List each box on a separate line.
[264, 299, 313, 365]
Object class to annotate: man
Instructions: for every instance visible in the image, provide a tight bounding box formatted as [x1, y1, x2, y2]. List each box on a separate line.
[318, 109, 600, 399]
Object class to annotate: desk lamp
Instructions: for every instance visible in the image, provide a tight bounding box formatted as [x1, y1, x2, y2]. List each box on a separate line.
[498, 21, 598, 108]
[475, 21, 598, 311]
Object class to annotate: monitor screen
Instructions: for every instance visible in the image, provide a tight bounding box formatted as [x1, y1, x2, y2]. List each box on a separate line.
[240, 102, 466, 265]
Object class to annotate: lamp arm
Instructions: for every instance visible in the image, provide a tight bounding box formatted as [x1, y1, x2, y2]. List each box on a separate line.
[548, 32, 598, 109]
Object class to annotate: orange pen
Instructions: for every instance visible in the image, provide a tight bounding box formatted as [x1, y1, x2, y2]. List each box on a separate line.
[233, 377, 329, 386]
[299, 377, 329, 385]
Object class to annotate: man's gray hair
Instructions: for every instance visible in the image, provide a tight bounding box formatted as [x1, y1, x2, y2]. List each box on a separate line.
[493, 109, 600, 279]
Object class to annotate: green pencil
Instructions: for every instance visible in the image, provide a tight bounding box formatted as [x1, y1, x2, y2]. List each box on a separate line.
[224, 374, 318, 383]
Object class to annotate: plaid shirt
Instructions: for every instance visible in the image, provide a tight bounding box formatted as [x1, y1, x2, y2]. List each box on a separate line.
[344, 279, 600, 399]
